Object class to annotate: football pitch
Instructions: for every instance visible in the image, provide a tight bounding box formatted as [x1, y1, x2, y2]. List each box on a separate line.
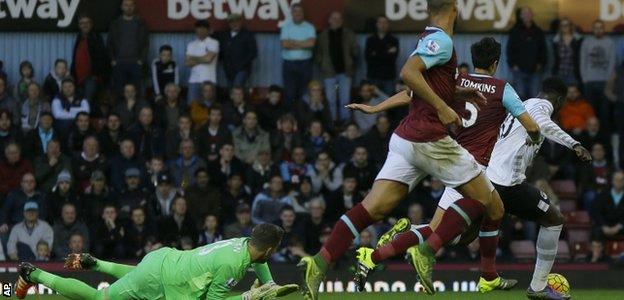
[12, 290, 624, 299]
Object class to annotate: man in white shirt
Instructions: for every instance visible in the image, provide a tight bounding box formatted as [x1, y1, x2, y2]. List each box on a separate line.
[185, 20, 219, 105]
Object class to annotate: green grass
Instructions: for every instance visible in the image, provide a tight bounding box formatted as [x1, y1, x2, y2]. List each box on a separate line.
[13, 290, 624, 299]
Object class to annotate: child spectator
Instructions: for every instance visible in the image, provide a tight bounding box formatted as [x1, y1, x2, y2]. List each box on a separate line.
[151, 45, 179, 101]
[35, 241, 51, 261]
[14, 61, 35, 102]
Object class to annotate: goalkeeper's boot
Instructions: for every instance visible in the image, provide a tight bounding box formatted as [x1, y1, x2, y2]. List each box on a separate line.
[64, 253, 97, 270]
[526, 286, 571, 300]
[477, 276, 518, 293]
[406, 244, 436, 295]
[354, 247, 376, 291]
[377, 218, 411, 248]
[15, 262, 37, 299]
[297, 256, 324, 300]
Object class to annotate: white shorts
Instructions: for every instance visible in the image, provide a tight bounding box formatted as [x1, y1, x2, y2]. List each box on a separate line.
[376, 134, 481, 191]
[438, 164, 493, 210]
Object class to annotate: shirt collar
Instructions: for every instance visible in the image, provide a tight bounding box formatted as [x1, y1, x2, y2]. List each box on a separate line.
[425, 26, 443, 32]
[469, 73, 493, 78]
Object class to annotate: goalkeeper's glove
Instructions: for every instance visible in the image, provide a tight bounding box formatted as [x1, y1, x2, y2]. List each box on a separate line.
[242, 280, 299, 300]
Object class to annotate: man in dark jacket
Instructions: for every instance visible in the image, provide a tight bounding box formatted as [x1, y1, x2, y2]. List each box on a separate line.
[52, 202, 90, 259]
[107, 0, 149, 96]
[22, 112, 56, 160]
[506, 7, 547, 99]
[592, 171, 624, 241]
[108, 138, 144, 191]
[72, 15, 109, 102]
[159, 195, 198, 249]
[184, 168, 221, 225]
[0, 173, 47, 230]
[42, 59, 69, 101]
[127, 106, 165, 159]
[364, 16, 399, 95]
[216, 13, 257, 88]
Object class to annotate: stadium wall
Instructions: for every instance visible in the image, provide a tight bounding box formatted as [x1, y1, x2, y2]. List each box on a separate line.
[0, 33, 515, 89]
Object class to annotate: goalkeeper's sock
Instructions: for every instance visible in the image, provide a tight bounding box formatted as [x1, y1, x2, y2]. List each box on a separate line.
[479, 216, 502, 281]
[93, 259, 135, 279]
[371, 225, 432, 264]
[530, 225, 562, 291]
[30, 269, 99, 299]
[426, 198, 485, 252]
[318, 203, 374, 265]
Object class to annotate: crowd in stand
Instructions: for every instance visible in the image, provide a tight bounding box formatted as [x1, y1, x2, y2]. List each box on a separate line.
[0, 0, 622, 265]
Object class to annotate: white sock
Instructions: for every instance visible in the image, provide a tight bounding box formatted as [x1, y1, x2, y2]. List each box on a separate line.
[530, 225, 563, 291]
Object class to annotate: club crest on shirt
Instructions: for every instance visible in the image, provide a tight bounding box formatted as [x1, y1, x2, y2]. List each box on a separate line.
[226, 278, 238, 288]
[425, 40, 440, 55]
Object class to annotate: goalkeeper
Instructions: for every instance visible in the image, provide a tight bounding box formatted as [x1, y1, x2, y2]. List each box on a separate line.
[16, 223, 298, 300]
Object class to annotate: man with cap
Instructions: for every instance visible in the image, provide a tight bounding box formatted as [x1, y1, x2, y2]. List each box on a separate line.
[48, 170, 80, 222]
[7, 201, 53, 260]
[152, 171, 179, 218]
[117, 167, 152, 222]
[1, 173, 47, 234]
[216, 13, 258, 88]
[225, 203, 254, 239]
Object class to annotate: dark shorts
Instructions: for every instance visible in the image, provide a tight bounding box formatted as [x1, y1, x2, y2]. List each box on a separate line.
[494, 182, 551, 222]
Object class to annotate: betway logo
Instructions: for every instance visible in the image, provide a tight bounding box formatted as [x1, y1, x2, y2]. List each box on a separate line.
[386, 0, 517, 29]
[0, 0, 80, 27]
[169, 0, 300, 21]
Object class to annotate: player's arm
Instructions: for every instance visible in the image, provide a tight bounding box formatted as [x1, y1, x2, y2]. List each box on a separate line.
[346, 90, 411, 114]
[502, 83, 540, 144]
[252, 263, 273, 284]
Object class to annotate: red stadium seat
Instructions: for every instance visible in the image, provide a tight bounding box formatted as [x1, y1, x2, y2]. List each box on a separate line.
[510, 240, 536, 261]
[605, 241, 624, 258]
[550, 180, 577, 199]
[566, 228, 591, 244]
[558, 200, 577, 213]
[564, 211, 591, 228]
[556, 240, 571, 262]
[569, 241, 590, 262]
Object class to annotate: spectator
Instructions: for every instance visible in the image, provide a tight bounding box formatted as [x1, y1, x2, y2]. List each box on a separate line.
[224, 203, 253, 239]
[299, 198, 330, 254]
[0, 143, 33, 197]
[0, 77, 19, 124]
[506, 7, 547, 99]
[52, 203, 90, 259]
[302, 120, 332, 159]
[208, 143, 244, 187]
[363, 115, 391, 168]
[20, 83, 51, 133]
[66, 112, 94, 154]
[251, 175, 293, 224]
[272, 206, 300, 262]
[333, 123, 363, 163]
[296, 81, 333, 131]
[13, 61, 35, 102]
[246, 150, 278, 195]
[365, 16, 399, 95]
[107, 0, 149, 95]
[160, 196, 197, 249]
[326, 176, 361, 222]
[155, 83, 186, 132]
[0, 109, 21, 152]
[342, 147, 377, 193]
[72, 14, 109, 102]
[352, 83, 389, 133]
[291, 176, 324, 214]
[189, 81, 217, 130]
[72, 136, 107, 192]
[279, 146, 312, 186]
[316, 11, 358, 123]
[0, 173, 47, 229]
[152, 172, 178, 218]
[201, 106, 232, 162]
[280, 3, 316, 105]
[48, 170, 80, 222]
[588, 240, 611, 263]
[144, 156, 166, 190]
[217, 13, 257, 88]
[151, 45, 179, 101]
[165, 114, 200, 161]
[221, 173, 251, 224]
[112, 83, 147, 129]
[42, 59, 69, 100]
[357, 227, 377, 249]
[552, 18, 583, 85]
[578, 143, 615, 211]
[407, 203, 426, 225]
[127, 106, 166, 159]
[592, 171, 624, 241]
[309, 151, 342, 194]
[51, 78, 90, 131]
[0, 60, 5, 83]
[186, 20, 219, 104]
[559, 84, 595, 134]
[68, 233, 87, 255]
[257, 85, 286, 132]
[198, 214, 223, 245]
[123, 207, 157, 259]
[98, 113, 124, 157]
[407, 178, 445, 219]
[117, 167, 152, 222]
[81, 170, 115, 224]
[7, 202, 53, 261]
[222, 86, 251, 131]
[579, 117, 612, 155]
[91, 204, 125, 259]
[233, 111, 270, 164]
[580, 20, 616, 132]
[34, 139, 71, 192]
[270, 113, 302, 163]
[23, 112, 56, 160]
[109, 138, 143, 191]
[35, 241, 50, 261]
[167, 138, 206, 188]
[185, 168, 221, 225]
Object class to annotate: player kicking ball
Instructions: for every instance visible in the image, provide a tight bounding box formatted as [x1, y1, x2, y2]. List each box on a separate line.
[15, 223, 298, 300]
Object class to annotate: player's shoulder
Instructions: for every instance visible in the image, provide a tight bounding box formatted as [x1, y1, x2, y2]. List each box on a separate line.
[419, 27, 452, 51]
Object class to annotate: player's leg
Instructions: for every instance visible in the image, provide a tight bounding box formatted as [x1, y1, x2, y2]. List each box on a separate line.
[65, 253, 135, 279]
[16, 262, 105, 300]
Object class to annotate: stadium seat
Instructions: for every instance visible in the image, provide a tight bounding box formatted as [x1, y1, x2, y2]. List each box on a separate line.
[564, 211, 592, 228]
[570, 241, 590, 262]
[510, 240, 536, 261]
[558, 199, 577, 213]
[556, 240, 571, 262]
[605, 241, 624, 258]
[550, 180, 577, 199]
[566, 228, 591, 243]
